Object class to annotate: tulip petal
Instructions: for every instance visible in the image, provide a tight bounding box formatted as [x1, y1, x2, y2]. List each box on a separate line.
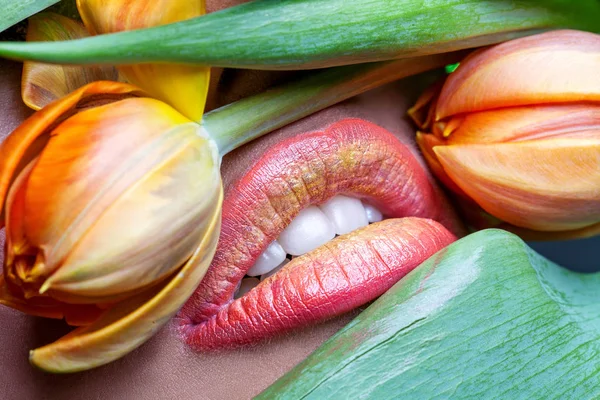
[0, 276, 103, 326]
[415, 132, 467, 197]
[435, 139, 600, 231]
[0, 275, 64, 320]
[77, 0, 210, 121]
[454, 195, 600, 240]
[0, 81, 144, 226]
[407, 79, 443, 130]
[22, 13, 119, 110]
[498, 220, 600, 241]
[4, 158, 37, 271]
[5, 158, 154, 307]
[29, 186, 222, 373]
[35, 122, 221, 300]
[436, 30, 600, 120]
[19, 99, 199, 296]
[446, 104, 600, 144]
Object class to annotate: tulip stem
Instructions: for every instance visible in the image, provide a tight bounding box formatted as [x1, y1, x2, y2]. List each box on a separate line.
[204, 52, 464, 156]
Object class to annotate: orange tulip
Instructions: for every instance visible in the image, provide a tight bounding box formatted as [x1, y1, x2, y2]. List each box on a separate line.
[0, 81, 222, 372]
[0, 2, 217, 373]
[409, 30, 600, 239]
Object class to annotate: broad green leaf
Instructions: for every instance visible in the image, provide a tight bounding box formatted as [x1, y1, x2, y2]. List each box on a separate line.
[259, 229, 600, 399]
[0, 0, 599, 69]
[0, 0, 59, 33]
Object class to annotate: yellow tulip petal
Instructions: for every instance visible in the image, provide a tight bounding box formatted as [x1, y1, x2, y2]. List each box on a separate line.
[446, 104, 600, 145]
[77, 0, 210, 121]
[435, 139, 600, 231]
[29, 186, 222, 373]
[120, 63, 210, 122]
[22, 13, 119, 110]
[436, 30, 600, 120]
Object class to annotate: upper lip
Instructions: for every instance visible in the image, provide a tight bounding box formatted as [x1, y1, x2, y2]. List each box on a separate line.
[177, 118, 460, 350]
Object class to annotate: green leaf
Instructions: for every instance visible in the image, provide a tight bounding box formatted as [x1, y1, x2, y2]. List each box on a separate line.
[0, 0, 59, 33]
[259, 229, 600, 399]
[0, 0, 599, 69]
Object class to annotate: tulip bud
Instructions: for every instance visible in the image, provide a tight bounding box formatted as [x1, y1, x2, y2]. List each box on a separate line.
[0, 81, 222, 371]
[409, 30, 600, 238]
[0, 2, 220, 372]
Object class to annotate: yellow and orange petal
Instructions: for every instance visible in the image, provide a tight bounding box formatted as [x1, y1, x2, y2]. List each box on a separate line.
[29, 185, 222, 373]
[415, 132, 467, 197]
[77, 0, 210, 121]
[445, 104, 600, 145]
[435, 30, 600, 120]
[0, 81, 145, 225]
[407, 79, 443, 130]
[17, 99, 202, 297]
[38, 122, 220, 302]
[434, 138, 600, 231]
[0, 276, 103, 326]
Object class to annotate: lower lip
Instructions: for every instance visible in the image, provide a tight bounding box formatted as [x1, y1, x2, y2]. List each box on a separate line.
[177, 119, 460, 350]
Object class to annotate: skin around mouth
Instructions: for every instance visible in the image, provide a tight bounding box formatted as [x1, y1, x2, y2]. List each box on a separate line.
[177, 118, 460, 350]
[0, 56, 462, 398]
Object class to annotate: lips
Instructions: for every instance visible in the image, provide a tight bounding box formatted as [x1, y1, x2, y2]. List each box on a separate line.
[177, 118, 460, 350]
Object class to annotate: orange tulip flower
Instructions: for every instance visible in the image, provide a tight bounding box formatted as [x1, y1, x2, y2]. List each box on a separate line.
[0, 1, 218, 372]
[409, 30, 600, 239]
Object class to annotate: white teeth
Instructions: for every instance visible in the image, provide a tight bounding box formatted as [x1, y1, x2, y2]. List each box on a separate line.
[363, 202, 383, 223]
[247, 240, 287, 277]
[234, 277, 260, 299]
[319, 195, 369, 235]
[277, 206, 335, 256]
[242, 197, 386, 287]
[261, 259, 289, 281]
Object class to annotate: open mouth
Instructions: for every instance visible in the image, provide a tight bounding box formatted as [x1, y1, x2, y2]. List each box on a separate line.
[233, 193, 389, 293]
[177, 119, 460, 350]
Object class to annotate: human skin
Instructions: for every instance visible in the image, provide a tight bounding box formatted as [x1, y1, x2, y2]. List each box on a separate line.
[0, 1, 462, 395]
[4, 1, 599, 393]
[0, 53, 465, 398]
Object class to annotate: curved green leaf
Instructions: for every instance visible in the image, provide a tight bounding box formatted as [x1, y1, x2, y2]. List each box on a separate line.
[260, 229, 600, 399]
[0, 0, 59, 33]
[0, 0, 599, 69]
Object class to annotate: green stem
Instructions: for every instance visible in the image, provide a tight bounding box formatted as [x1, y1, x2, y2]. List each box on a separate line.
[205, 52, 464, 156]
[0, 0, 598, 69]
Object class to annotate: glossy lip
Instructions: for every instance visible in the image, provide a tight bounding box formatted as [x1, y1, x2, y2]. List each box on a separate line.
[177, 118, 460, 350]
